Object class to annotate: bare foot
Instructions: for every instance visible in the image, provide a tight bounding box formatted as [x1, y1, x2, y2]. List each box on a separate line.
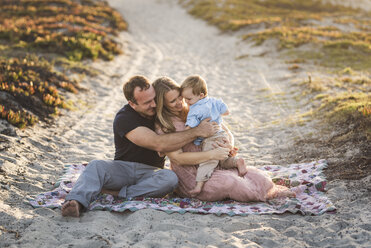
[266, 186, 296, 200]
[189, 187, 201, 197]
[277, 189, 296, 199]
[61, 200, 82, 217]
[286, 190, 296, 198]
[189, 182, 203, 197]
[236, 158, 247, 177]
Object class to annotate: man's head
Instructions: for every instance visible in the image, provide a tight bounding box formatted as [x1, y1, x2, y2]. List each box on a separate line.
[181, 75, 208, 106]
[123, 75, 156, 118]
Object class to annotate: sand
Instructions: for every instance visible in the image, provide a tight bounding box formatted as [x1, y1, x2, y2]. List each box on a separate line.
[0, 0, 370, 247]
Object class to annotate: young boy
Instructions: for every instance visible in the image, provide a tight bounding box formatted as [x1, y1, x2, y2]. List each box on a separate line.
[181, 75, 247, 197]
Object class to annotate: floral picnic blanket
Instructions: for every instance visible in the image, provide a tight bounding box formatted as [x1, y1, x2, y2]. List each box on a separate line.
[28, 160, 336, 216]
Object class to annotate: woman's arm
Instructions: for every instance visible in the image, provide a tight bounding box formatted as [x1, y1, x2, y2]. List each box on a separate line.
[166, 147, 229, 165]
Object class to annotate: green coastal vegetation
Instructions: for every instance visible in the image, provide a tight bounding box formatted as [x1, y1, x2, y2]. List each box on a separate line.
[181, 0, 370, 138]
[0, 0, 127, 128]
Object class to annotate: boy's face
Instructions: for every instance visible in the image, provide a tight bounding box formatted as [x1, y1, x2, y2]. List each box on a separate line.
[182, 87, 203, 106]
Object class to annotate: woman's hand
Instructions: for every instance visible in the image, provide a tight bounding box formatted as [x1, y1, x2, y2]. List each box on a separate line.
[214, 138, 233, 149]
[213, 138, 238, 157]
[208, 147, 230, 160]
[229, 147, 238, 157]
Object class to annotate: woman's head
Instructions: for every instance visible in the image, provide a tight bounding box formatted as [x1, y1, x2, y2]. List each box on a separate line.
[153, 76, 187, 132]
[153, 77, 183, 114]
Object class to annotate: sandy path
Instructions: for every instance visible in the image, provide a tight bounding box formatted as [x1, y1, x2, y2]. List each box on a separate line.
[0, 0, 370, 247]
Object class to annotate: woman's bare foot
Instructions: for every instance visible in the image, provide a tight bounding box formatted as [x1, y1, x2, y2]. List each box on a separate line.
[286, 190, 296, 198]
[61, 200, 82, 217]
[236, 158, 247, 177]
[189, 182, 204, 197]
[266, 186, 296, 200]
[276, 189, 296, 199]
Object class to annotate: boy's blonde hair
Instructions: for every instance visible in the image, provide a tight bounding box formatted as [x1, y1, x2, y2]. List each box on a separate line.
[181, 75, 208, 96]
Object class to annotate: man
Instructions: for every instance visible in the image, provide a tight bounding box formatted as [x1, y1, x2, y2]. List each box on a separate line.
[61, 75, 222, 217]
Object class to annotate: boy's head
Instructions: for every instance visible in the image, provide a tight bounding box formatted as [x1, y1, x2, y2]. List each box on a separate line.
[181, 75, 208, 106]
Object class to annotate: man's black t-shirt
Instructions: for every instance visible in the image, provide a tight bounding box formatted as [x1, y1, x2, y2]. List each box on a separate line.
[113, 104, 165, 168]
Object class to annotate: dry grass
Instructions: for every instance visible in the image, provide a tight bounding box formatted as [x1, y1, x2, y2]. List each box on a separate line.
[181, 0, 371, 70]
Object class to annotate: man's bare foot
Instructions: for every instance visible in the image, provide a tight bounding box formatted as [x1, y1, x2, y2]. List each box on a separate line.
[189, 182, 204, 197]
[236, 158, 247, 177]
[61, 200, 82, 217]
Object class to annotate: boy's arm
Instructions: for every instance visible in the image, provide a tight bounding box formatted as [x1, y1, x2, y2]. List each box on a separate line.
[222, 109, 230, 116]
[216, 98, 229, 116]
[184, 109, 200, 129]
[126, 118, 219, 153]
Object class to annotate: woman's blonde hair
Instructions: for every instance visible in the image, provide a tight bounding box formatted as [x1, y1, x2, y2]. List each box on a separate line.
[153, 76, 188, 133]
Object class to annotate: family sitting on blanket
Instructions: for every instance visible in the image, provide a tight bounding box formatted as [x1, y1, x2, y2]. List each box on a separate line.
[61, 75, 294, 217]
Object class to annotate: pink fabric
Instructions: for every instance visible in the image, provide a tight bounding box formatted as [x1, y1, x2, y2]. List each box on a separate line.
[158, 117, 291, 202]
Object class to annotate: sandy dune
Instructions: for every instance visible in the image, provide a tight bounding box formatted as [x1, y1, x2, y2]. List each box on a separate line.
[0, 0, 370, 247]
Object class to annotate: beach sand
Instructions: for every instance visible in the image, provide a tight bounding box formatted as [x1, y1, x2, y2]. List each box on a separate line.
[0, 0, 370, 247]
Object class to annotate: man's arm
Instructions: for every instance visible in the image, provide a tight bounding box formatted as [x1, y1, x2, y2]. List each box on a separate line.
[165, 147, 229, 165]
[126, 118, 219, 153]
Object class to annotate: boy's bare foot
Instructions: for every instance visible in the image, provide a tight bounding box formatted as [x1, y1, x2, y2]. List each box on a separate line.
[236, 158, 247, 177]
[189, 187, 202, 197]
[189, 182, 204, 197]
[61, 200, 82, 217]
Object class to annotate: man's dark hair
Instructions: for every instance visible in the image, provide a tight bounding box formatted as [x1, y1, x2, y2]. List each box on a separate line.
[123, 75, 151, 104]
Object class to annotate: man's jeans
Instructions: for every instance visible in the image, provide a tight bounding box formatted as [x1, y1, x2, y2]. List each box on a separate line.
[65, 160, 178, 208]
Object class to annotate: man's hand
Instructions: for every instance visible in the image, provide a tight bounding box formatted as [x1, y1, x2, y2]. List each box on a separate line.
[196, 118, 219, 138]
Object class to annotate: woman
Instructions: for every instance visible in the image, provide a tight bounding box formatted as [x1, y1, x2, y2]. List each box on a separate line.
[153, 76, 295, 202]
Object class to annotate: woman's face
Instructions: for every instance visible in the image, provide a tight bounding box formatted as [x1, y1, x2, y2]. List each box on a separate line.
[164, 89, 185, 114]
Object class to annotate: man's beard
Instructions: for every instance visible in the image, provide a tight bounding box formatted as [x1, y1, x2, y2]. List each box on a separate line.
[140, 108, 156, 119]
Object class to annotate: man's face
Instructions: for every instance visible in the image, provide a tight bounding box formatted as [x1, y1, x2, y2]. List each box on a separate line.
[130, 85, 156, 118]
[181, 87, 203, 106]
